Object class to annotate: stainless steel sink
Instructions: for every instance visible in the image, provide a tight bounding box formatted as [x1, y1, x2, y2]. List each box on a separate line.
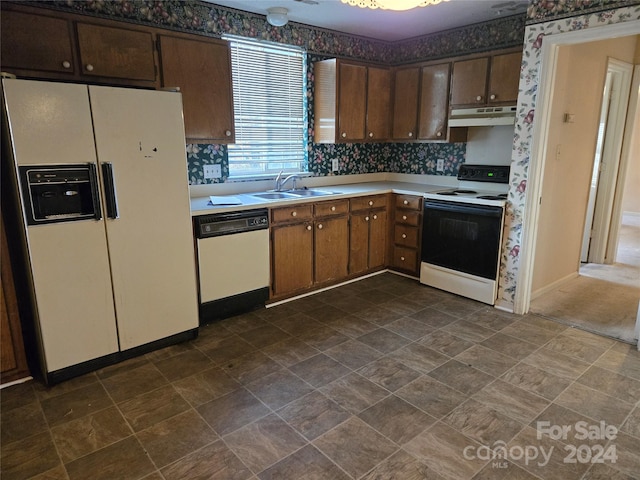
[251, 192, 296, 200]
[288, 189, 338, 197]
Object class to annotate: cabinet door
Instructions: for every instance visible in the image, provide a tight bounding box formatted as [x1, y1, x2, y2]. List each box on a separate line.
[159, 35, 234, 142]
[488, 52, 522, 105]
[368, 209, 387, 269]
[76, 22, 156, 81]
[272, 223, 314, 296]
[315, 216, 349, 284]
[450, 57, 489, 107]
[418, 63, 450, 140]
[1, 10, 75, 75]
[392, 67, 420, 140]
[366, 67, 391, 141]
[338, 63, 367, 141]
[349, 212, 370, 275]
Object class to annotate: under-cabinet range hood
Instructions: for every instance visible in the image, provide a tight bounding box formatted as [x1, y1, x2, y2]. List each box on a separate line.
[449, 105, 517, 127]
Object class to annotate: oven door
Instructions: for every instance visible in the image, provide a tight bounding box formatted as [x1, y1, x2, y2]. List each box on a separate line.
[421, 200, 504, 280]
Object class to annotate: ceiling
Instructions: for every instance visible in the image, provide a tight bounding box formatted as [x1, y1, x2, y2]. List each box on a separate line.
[204, 0, 529, 42]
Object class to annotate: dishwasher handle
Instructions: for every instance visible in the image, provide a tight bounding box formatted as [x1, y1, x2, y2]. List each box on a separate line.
[195, 209, 269, 239]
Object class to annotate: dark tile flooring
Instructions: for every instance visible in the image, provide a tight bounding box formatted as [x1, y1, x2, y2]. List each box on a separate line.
[2, 272, 639, 480]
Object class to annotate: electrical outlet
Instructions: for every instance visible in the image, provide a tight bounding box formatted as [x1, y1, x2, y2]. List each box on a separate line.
[436, 159, 444, 172]
[203, 164, 222, 179]
[332, 159, 339, 172]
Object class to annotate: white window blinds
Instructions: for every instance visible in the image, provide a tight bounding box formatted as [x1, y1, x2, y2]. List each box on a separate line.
[225, 36, 306, 179]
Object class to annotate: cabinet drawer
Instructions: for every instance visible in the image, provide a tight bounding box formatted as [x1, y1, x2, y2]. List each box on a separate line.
[350, 194, 388, 212]
[394, 225, 419, 247]
[271, 204, 313, 224]
[395, 194, 422, 210]
[315, 199, 349, 217]
[395, 210, 421, 226]
[392, 246, 417, 271]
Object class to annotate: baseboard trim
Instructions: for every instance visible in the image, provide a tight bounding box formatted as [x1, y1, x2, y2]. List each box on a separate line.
[531, 272, 579, 300]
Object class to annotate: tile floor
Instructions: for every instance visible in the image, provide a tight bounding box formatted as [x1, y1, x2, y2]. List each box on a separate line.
[2, 272, 639, 480]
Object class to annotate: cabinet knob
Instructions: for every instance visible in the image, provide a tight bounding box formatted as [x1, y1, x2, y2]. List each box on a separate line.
[318, 223, 323, 230]
[85, 64, 94, 72]
[341, 132, 347, 138]
[403, 200, 409, 205]
[402, 233, 407, 239]
[400, 256, 405, 261]
[331, 206, 336, 211]
[373, 214, 378, 220]
[62, 60, 71, 69]
[306, 225, 312, 231]
[408, 132, 413, 137]
[402, 215, 407, 220]
[437, 131, 443, 137]
[225, 130, 232, 137]
[490, 94, 496, 100]
[291, 211, 297, 217]
[365, 216, 370, 222]
[476, 95, 482, 102]
[368, 132, 373, 138]
[368, 200, 373, 206]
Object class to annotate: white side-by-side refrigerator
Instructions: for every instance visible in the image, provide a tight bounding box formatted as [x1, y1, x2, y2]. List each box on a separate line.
[2, 78, 199, 384]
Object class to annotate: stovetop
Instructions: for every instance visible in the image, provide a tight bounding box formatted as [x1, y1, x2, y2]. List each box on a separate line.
[424, 165, 511, 207]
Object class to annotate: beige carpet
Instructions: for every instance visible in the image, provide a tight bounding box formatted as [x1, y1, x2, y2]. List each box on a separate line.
[530, 214, 640, 344]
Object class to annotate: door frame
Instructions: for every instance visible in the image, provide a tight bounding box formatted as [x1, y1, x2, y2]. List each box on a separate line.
[514, 21, 640, 315]
[585, 58, 633, 264]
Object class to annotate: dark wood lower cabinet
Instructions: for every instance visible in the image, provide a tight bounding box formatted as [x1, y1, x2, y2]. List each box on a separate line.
[1, 211, 29, 384]
[271, 222, 314, 297]
[315, 216, 349, 284]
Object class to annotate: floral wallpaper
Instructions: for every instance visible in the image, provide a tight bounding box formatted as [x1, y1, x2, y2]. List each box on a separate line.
[498, 4, 640, 309]
[526, 0, 640, 24]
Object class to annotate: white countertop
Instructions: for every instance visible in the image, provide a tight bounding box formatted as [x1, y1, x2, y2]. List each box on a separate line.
[190, 180, 451, 216]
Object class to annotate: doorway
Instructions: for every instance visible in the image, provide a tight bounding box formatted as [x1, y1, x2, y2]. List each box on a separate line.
[523, 32, 640, 344]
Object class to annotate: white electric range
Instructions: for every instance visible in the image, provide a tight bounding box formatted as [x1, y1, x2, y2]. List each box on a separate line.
[420, 165, 511, 305]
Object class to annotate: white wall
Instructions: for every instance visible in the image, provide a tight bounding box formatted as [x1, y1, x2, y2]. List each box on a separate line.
[465, 125, 515, 166]
[531, 35, 638, 294]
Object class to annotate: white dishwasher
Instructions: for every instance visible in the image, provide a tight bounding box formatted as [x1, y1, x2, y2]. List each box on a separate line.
[194, 209, 270, 323]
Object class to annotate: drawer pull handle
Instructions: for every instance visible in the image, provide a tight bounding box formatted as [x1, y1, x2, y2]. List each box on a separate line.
[402, 215, 407, 220]
[365, 216, 370, 221]
[306, 225, 312, 231]
[402, 233, 407, 239]
[403, 200, 409, 205]
[85, 63, 94, 72]
[318, 223, 323, 230]
[291, 211, 297, 217]
[369, 132, 374, 137]
[400, 256, 405, 261]
[331, 206, 336, 211]
[368, 201, 373, 206]
[225, 130, 232, 137]
[62, 60, 71, 69]
[373, 214, 378, 220]
[437, 131, 443, 137]
[476, 95, 482, 102]
[341, 132, 347, 138]
[490, 94, 496, 100]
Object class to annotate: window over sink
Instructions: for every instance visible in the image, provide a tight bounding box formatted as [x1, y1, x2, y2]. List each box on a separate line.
[224, 35, 307, 179]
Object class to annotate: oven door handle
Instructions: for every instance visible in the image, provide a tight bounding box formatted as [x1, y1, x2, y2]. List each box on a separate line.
[101, 162, 119, 219]
[88, 162, 102, 221]
[424, 200, 503, 218]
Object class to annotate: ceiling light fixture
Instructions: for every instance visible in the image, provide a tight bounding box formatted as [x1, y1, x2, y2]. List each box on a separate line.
[340, 0, 448, 11]
[266, 7, 289, 26]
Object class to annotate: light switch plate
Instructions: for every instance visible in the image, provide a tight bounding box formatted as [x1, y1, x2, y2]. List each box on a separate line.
[436, 159, 444, 172]
[332, 159, 339, 172]
[204, 164, 222, 179]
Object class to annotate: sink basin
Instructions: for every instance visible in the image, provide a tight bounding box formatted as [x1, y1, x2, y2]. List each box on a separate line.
[288, 189, 338, 197]
[252, 192, 296, 200]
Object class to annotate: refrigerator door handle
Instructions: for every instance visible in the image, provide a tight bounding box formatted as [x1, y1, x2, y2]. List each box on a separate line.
[88, 163, 103, 221]
[101, 162, 119, 219]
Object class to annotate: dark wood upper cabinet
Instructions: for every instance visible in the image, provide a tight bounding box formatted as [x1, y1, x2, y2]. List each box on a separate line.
[159, 35, 235, 143]
[450, 50, 522, 108]
[418, 63, 450, 140]
[392, 66, 420, 140]
[338, 62, 367, 142]
[365, 66, 392, 141]
[1, 9, 76, 75]
[76, 22, 156, 81]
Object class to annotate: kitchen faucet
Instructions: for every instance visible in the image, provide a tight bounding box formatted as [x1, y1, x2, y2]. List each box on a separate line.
[274, 171, 300, 191]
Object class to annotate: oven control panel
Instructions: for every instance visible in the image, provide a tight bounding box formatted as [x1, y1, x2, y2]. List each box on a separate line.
[458, 165, 510, 183]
